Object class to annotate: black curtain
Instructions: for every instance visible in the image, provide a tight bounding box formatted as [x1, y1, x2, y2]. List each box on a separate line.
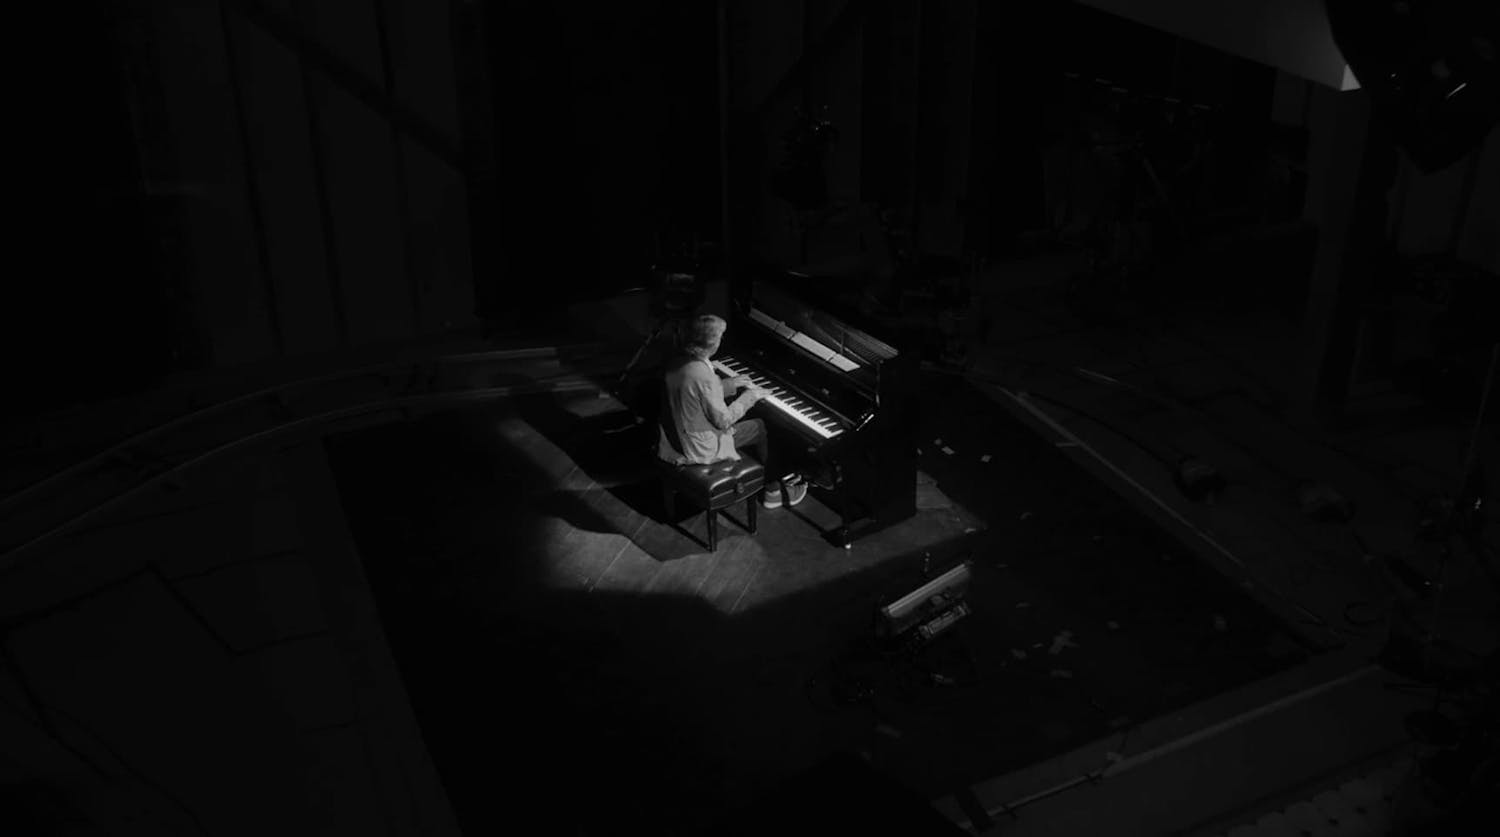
[10, 3, 167, 415]
[479, 0, 720, 328]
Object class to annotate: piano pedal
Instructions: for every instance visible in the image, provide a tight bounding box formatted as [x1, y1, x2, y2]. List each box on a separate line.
[805, 467, 839, 491]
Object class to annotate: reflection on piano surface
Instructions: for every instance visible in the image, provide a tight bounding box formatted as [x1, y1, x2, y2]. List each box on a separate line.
[718, 274, 919, 547]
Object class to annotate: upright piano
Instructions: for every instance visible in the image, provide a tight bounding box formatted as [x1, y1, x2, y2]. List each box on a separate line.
[715, 273, 919, 547]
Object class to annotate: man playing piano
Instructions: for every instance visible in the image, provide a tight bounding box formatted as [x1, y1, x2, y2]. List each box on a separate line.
[659, 314, 808, 509]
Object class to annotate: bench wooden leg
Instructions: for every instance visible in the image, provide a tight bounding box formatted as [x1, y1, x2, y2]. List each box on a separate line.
[661, 483, 675, 520]
[706, 509, 718, 552]
[747, 495, 758, 534]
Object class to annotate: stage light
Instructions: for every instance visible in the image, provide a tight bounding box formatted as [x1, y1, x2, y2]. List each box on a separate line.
[1325, 0, 1500, 172]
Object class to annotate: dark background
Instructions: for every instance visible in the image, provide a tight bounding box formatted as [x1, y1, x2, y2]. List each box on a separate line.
[484, 0, 723, 314]
[8, 0, 1496, 422]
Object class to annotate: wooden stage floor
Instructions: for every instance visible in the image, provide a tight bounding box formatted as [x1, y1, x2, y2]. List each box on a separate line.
[324, 373, 1317, 835]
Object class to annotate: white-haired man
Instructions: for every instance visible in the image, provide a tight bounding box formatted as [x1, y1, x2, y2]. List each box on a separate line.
[658, 314, 807, 508]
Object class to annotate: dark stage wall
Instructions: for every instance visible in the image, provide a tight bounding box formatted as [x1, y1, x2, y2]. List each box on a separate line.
[481, 0, 722, 318]
[19, 1, 1494, 416]
[16, 0, 481, 416]
[12, 4, 167, 411]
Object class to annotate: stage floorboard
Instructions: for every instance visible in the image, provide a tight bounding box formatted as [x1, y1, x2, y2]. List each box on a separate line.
[324, 373, 1316, 835]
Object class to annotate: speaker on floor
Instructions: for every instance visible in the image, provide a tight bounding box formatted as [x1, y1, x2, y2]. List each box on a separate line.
[1324, 0, 1500, 172]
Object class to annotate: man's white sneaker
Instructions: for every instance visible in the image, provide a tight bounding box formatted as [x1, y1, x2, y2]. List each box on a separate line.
[784, 481, 808, 508]
[761, 487, 783, 509]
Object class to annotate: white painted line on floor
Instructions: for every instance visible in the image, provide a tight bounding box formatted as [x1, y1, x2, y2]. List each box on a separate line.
[945, 665, 1384, 831]
[587, 539, 633, 594]
[1002, 388, 1333, 636]
[729, 559, 764, 615]
[1099, 665, 1382, 779]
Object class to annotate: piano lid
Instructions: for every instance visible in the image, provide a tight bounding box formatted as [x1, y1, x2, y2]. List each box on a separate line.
[741, 279, 899, 371]
[745, 307, 862, 372]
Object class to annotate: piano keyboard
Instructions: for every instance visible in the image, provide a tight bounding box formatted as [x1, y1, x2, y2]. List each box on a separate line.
[712, 356, 846, 440]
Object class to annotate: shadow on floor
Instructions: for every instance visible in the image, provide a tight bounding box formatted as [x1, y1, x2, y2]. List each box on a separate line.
[323, 370, 1326, 835]
[509, 382, 840, 560]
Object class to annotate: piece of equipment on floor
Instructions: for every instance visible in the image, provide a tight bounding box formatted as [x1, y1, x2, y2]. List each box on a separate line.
[876, 559, 974, 645]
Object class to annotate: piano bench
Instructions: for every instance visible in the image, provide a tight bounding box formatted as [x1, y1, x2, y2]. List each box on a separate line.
[657, 458, 764, 552]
